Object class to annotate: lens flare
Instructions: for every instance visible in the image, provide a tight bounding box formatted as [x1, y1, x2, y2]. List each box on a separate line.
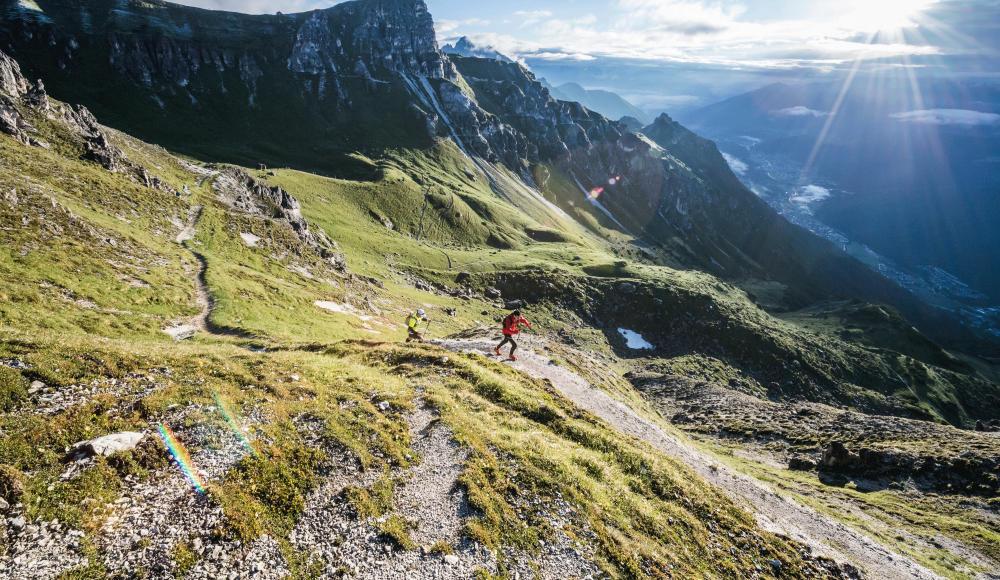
[214, 391, 259, 457]
[590, 187, 604, 198]
[157, 423, 206, 494]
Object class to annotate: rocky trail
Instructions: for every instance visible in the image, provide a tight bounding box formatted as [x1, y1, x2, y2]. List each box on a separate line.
[429, 338, 946, 580]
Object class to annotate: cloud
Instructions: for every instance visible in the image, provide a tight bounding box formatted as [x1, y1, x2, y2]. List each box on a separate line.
[771, 106, 831, 117]
[721, 152, 748, 175]
[436, 18, 490, 34]
[791, 185, 832, 203]
[890, 109, 1000, 126]
[515, 10, 553, 27]
[617, 0, 738, 39]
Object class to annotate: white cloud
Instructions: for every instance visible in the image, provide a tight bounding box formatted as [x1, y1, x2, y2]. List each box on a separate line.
[771, 106, 831, 117]
[436, 18, 490, 34]
[890, 109, 1000, 126]
[721, 152, 748, 175]
[791, 185, 832, 203]
[515, 10, 553, 27]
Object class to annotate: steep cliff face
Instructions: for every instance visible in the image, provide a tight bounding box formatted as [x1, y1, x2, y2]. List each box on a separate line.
[0, 48, 30, 143]
[0, 0, 456, 171]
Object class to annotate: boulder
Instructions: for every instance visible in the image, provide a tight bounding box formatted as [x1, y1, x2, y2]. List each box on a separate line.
[455, 271, 471, 283]
[324, 252, 347, 270]
[618, 282, 635, 293]
[28, 380, 45, 395]
[484, 288, 501, 299]
[821, 441, 857, 469]
[504, 299, 525, 310]
[69, 432, 144, 460]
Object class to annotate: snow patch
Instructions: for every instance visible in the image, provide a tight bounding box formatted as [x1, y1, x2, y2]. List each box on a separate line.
[617, 328, 653, 349]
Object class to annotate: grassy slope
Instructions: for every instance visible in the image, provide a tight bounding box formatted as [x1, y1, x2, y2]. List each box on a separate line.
[0, 103, 850, 579]
[1, 86, 999, 578]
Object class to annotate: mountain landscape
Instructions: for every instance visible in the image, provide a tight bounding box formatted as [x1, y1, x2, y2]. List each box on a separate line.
[535, 80, 650, 127]
[677, 82, 1000, 341]
[0, 1, 997, 579]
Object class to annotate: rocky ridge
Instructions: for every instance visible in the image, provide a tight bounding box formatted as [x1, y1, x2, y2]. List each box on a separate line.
[0, 48, 174, 193]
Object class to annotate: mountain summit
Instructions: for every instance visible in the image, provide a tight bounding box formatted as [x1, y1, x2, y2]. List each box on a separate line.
[440, 36, 514, 63]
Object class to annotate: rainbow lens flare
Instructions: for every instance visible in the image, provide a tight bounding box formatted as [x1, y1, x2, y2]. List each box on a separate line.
[157, 423, 206, 494]
[214, 391, 259, 457]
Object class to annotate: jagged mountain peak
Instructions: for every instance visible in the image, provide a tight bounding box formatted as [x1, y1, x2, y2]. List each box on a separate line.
[441, 36, 514, 63]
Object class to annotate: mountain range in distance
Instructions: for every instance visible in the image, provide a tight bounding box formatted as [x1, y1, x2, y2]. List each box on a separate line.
[677, 81, 1000, 341]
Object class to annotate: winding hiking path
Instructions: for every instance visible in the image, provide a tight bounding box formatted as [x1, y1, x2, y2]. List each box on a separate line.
[166, 205, 246, 339]
[430, 338, 945, 580]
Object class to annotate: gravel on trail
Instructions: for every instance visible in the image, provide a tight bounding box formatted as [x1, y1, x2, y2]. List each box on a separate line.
[430, 338, 947, 580]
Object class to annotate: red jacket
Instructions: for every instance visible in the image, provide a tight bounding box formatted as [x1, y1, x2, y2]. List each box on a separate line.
[503, 314, 530, 335]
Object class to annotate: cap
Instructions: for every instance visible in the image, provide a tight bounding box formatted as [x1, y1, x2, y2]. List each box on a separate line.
[416, 309, 425, 316]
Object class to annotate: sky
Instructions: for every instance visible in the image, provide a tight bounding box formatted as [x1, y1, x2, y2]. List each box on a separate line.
[171, 0, 1000, 113]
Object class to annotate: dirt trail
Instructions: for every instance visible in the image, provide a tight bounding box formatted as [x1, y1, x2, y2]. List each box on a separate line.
[165, 205, 246, 339]
[430, 338, 945, 580]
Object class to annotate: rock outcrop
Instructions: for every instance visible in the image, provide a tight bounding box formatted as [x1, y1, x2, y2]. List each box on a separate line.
[0, 46, 176, 195]
[0, 49, 30, 144]
[211, 167, 340, 261]
[0, 49, 27, 98]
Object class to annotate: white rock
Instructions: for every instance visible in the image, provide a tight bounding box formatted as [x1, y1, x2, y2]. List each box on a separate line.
[378, 401, 390, 411]
[72, 432, 145, 457]
[443, 555, 459, 565]
[28, 381, 45, 394]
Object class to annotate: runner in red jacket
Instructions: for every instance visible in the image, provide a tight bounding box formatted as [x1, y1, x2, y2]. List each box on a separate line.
[495, 310, 530, 360]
